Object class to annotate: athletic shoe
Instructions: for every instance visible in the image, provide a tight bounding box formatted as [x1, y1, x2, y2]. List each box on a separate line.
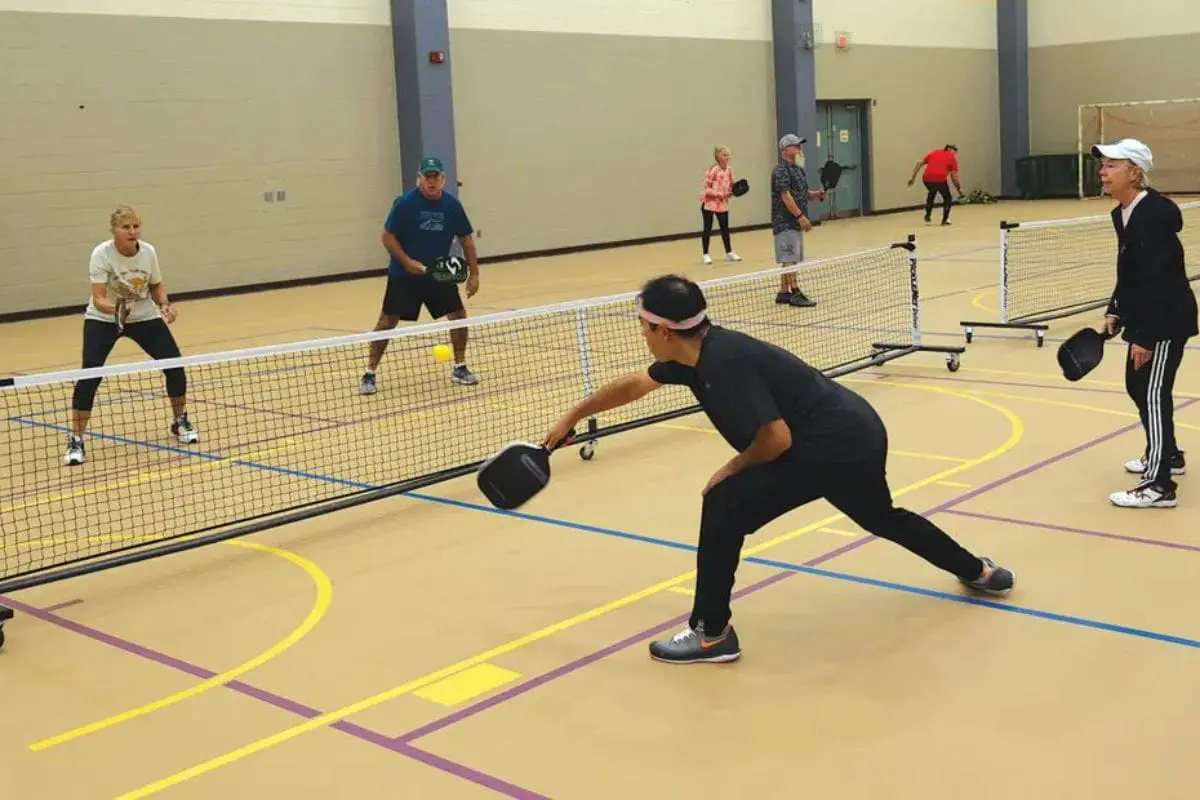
[961, 556, 1014, 596]
[1124, 450, 1186, 476]
[775, 290, 817, 308]
[649, 621, 741, 664]
[1110, 480, 1177, 509]
[172, 415, 199, 444]
[451, 365, 480, 386]
[360, 371, 377, 395]
[702, 254, 713, 265]
[63, 435, 85, 466]
[725, 252, 742, 262]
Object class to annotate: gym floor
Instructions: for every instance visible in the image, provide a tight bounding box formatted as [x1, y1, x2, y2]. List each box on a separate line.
[4, 197, 1199, 800]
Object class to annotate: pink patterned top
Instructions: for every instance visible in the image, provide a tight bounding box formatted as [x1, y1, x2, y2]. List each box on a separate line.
[701, 164, 734, 213]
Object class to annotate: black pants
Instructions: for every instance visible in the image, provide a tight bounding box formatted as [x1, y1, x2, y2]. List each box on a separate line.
[691, 436, 983, 634]
[72, 318, 185, 412]
[923, 180, 952, 223]
[1126, 338, 1187, 489]
[701, 206, 731, 254]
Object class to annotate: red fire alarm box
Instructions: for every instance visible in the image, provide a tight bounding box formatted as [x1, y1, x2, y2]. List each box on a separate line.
[429, 51, 445, 63]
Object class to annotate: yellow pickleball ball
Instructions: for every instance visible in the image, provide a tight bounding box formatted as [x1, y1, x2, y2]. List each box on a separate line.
[432, 344, 452, 363]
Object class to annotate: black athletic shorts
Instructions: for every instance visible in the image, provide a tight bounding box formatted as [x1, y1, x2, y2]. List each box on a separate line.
[381, 274, 464, 321]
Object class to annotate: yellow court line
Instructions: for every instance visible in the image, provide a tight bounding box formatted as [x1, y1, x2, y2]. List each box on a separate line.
[29, 539, 333, 752]
[818, 527, 860, 538]
[970, 288, 995, 313]
[957, 387, 1200, 432]
[661, 423, 970, 464]
[114, 380, 1023, 800]
[936, 480, 972, 489]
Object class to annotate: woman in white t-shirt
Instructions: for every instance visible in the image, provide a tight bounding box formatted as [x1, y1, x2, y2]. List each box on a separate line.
[64, 206, 198, 466]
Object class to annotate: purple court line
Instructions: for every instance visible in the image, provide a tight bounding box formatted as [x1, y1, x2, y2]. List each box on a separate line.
[390, 400, 1200, 746]
[942, 509, 1200, 554]
[0, 595, 548, 800]
[42, 598, 83, 612]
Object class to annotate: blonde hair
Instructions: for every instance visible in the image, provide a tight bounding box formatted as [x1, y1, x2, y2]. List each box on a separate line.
[714, 146, 729, 162]
[110, 204, 140, 230]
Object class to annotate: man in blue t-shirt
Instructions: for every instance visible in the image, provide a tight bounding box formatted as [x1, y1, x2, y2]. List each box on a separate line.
[361, 156, 481, 394]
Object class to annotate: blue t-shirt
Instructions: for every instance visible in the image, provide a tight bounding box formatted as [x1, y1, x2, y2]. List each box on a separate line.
[383, 189, 473, 280]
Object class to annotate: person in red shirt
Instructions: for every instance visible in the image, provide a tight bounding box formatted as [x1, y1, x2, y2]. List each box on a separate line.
[908, 144, 963, 225]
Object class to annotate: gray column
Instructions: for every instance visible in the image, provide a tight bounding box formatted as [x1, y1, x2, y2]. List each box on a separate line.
[771, 0, 818, 161]
[390, 0, 458, 191]
[996, 0, 1029, 198]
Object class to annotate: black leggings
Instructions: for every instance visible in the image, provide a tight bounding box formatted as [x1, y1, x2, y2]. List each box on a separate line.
[690, 435, 983, 634]
[924, 180, 953, 222]
[1126, 338, 1187, 489]
[701, 206, 731, 254]
[72, 318, 186, 412]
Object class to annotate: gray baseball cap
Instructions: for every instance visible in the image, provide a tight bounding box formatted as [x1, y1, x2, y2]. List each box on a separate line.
[779, 133, 807, 148]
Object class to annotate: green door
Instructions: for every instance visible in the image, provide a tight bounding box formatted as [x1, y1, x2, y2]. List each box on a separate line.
[826, 103, 864, 217]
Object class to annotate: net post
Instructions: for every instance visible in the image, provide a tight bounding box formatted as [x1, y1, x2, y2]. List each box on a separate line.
[573, 307, 599, 460]
[998, 220, 1012, 324]
[902, 234, 922, 347]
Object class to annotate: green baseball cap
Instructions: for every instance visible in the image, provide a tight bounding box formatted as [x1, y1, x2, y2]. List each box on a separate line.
[419, 156, 445, 175]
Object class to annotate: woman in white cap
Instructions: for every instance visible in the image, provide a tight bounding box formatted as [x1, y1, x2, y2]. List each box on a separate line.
[1092, 137, 1198, 508]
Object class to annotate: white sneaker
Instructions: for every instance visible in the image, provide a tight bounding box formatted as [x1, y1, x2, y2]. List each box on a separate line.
[172, 416, 199, 444]
[63, 435, 85, 466]
[725, 252, 741, 262]
[702, 254, 713, 265]
[1124, 451, 1186, 475]
[1109, 481, 1177, 508]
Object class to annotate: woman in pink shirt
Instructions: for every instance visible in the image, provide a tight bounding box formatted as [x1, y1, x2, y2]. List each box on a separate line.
[700, 147, 741, 265]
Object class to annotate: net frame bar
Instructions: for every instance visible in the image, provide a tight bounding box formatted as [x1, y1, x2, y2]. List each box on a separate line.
[1077, 97, 1200, 199]
[0, 235, 962, 605]
[960, 202, 1200, 346]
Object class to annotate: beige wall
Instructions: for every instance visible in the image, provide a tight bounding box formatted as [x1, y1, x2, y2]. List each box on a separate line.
[816, 45, 1000, 211]
[0, 11, 400, 317]
[1029, 35, 1200, 156]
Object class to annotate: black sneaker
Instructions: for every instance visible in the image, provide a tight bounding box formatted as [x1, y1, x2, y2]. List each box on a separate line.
[788, 291, 817, 307]
[961, 556, 1014, 596]
[649, 622, 741, 664]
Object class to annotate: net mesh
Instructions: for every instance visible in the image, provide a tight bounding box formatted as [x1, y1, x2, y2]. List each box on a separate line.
[1080, 100, 1200, 195]
[1003, 202, 1200, 324]
[1, 241, 927, 587]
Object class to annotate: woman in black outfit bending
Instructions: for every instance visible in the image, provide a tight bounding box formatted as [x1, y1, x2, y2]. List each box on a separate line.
[1093, 138, 1198, 509]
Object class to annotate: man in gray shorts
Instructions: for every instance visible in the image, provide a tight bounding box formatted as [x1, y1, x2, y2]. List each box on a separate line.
[771, 133, 825, 307]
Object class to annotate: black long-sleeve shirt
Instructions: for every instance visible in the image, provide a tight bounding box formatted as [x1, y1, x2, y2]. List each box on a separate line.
[1105, 188, 1199, 347]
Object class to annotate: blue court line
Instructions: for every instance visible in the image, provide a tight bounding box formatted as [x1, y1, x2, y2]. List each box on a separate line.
[14, 414, 1200, 653]
[10, 417, 377, 492]
[749, 555, 1200, 649]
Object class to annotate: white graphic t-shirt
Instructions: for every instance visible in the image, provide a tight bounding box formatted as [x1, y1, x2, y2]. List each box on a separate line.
[84, 240, 164, 324]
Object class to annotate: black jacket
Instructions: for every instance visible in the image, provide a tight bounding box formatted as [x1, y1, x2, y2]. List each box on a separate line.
[1105, 188, 1199, 347]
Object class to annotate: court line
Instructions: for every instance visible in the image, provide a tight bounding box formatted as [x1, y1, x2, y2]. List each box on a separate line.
[943, 509, 1200, 554]
[954, 387, 1200, 431]
[390, 399, 1200, 747]
[0, 594, 543, 800]
[16, 418, 1200, 800]
[110, 381, 1024, 797]
[657, 421, 972, 464]
[881, 362, 1200, 398]
[28, 539, 334, 751]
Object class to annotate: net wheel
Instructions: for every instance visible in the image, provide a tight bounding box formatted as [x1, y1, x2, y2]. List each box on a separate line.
[579, 442, 596, 461]
[946, 354, 961, 372]
[964, 327, 973, 343]
[1035, 330, 1045, 347]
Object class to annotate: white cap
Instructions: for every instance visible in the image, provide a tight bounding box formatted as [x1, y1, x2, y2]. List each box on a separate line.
[1091, 138, 1153, 172]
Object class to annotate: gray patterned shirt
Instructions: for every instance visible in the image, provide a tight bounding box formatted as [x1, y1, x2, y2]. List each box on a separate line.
[771, 160, 809, 234]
